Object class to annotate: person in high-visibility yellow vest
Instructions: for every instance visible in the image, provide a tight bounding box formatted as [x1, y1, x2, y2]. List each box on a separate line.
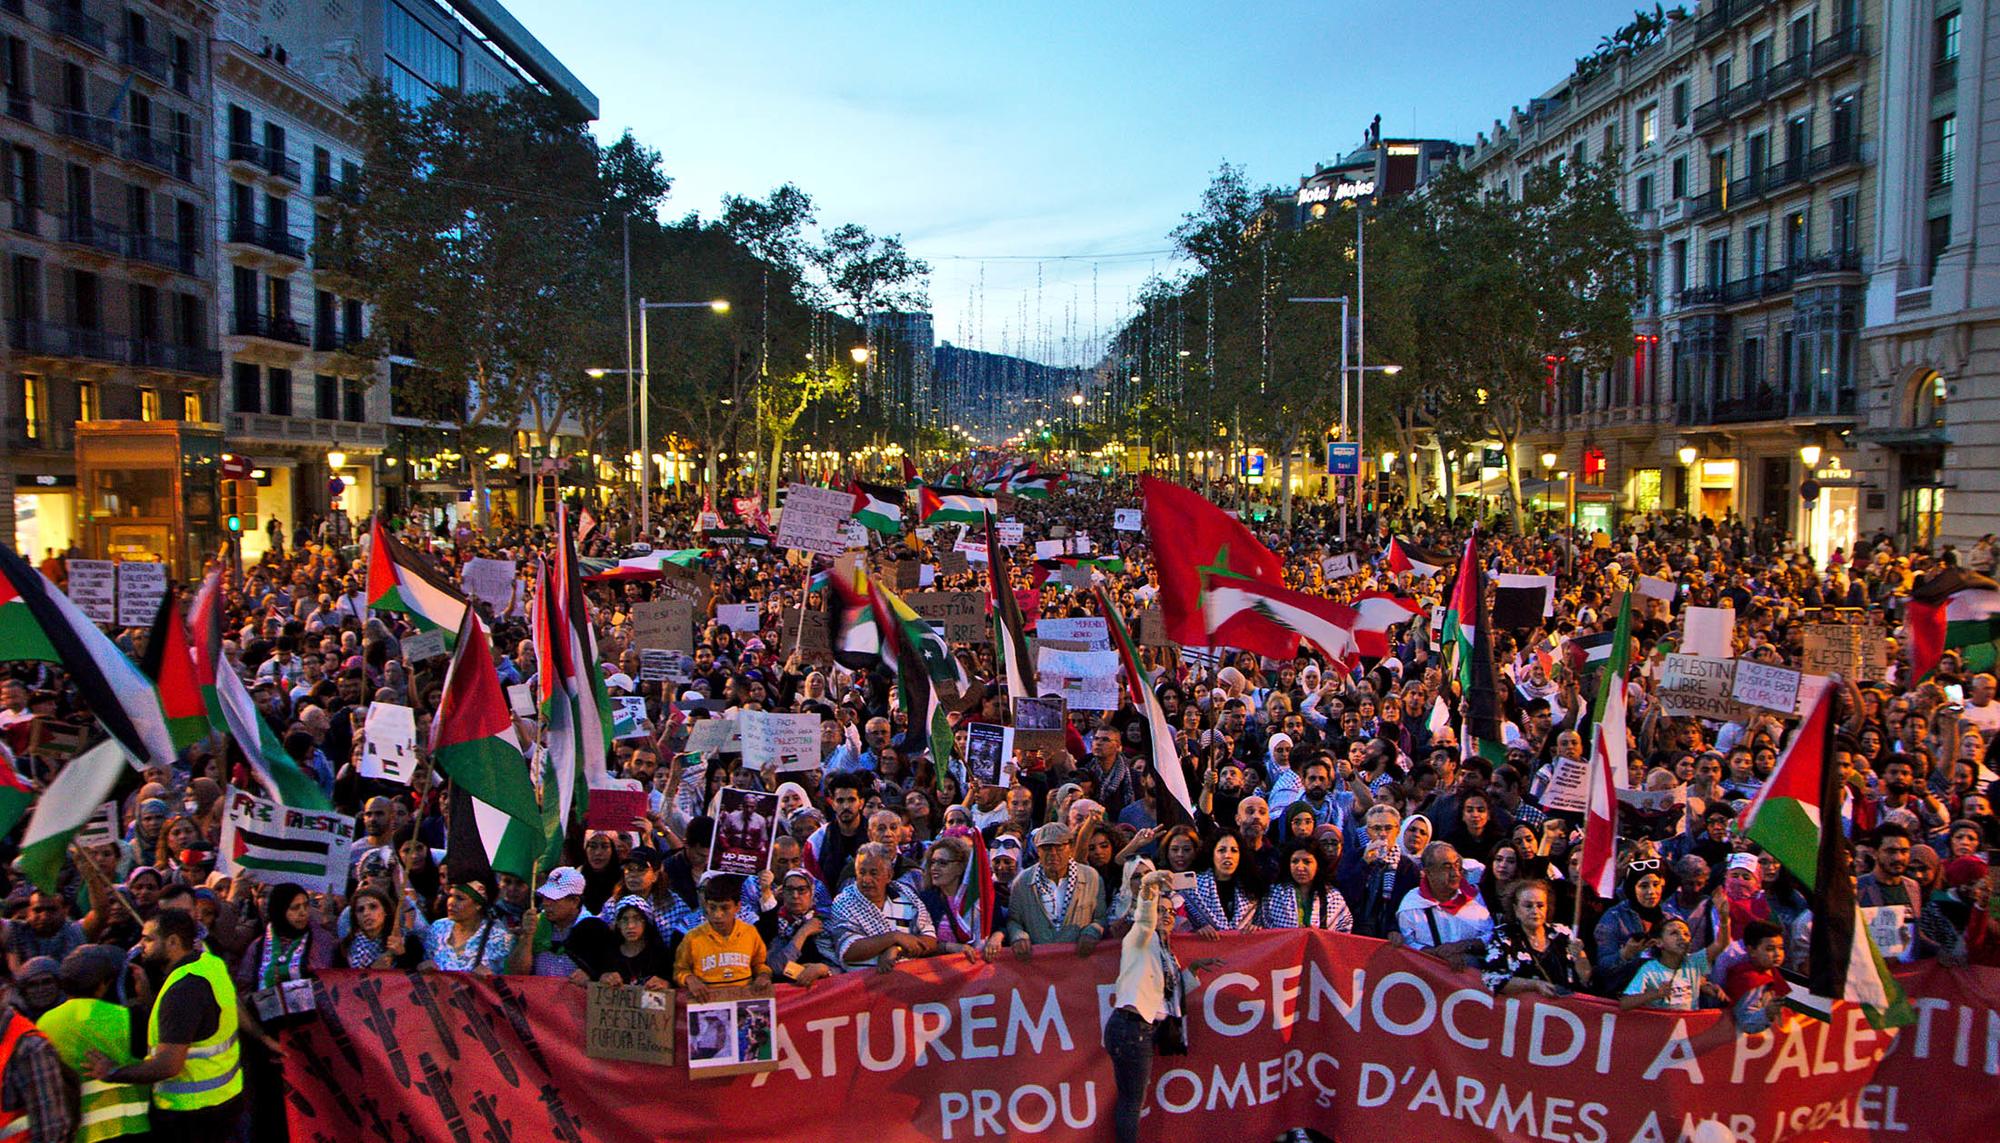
[38, 948, 147, 1143]
[83, 913, 242, 1143]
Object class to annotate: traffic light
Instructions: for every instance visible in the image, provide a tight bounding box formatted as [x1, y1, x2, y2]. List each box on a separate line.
[226, 515, 242, 533]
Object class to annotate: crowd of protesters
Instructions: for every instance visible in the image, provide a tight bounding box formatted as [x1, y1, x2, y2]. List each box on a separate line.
[0, 472, 1991, 1143]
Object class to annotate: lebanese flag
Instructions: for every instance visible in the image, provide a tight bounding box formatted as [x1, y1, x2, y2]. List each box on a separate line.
[365, 515, 469, 645]
[1349, 590, 1423, 659]
[1386, 537, 1447, 577]
[1904, 566, 2000, 680]
[1140, 476, 1291, 657]
[1201, 580, 1356, 668]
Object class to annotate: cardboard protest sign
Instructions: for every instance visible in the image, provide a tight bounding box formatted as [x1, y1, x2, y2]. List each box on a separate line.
[1655, 654, 1753, 721]
[632, 599, 695, 653]
[583, 784, 650, 831]
[1800, 623, 1888, 681]
[964, 722, 1013, 786]
[1681, 606, 1735, 657]
[708, 788, 781, 876]
[894, 560, 921, 590]
[1322, 553, 1359, 580]
[684, 717, 740, 755]
[656, 563, 713, 604]
[774, 484, 853, 556]
[717, 604, 761, 633]
[1113, 507, 1143, 531]
[587, 983, 675, 1064]
[1732, 660, 1803, 713]
[686, 993, 779, 1077]
[780, 607, 831, 657]
[939, 550, 969, 578]
[114, 561, 167, 629]
[1037, 617, 1109, 650]
[905, 591, 984, 643]
[219, 788, 355, 895]
[639, 650, 677, 683]
[1011, 695, 1067, 751]
[738, 711, 820, 771]
[612, 696, 651, 740]
[358, 702, 419, 784]
[1138, 606, 1174, 648]
[460, 558, 518, 608]
[401, 629, 447, 663]
[1533, 755, 1591, 815]
[65, 560, 116, 624]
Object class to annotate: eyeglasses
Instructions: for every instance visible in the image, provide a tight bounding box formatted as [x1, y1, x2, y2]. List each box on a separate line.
[1628, 858, 1662, 872]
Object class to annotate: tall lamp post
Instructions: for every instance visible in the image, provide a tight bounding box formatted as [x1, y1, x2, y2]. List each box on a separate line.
[636, 298, 729, 538]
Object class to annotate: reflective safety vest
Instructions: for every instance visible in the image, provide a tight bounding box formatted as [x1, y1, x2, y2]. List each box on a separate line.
[145, 954, 242, 1112]
[38, 998, 149, 1142]
[0, 1011, 45, 1141]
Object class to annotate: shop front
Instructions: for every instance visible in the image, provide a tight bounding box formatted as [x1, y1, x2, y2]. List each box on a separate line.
[75, 421, 223, 579]
[12, 474, 76, 560]
[1693, 458, 1739, 520]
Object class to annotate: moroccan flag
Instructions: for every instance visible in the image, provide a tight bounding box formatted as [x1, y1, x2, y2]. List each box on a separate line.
[365, 515, 469, 643]
[986, 514, 1034, 699]
[1904, 566, 2000, 679]
[190, 572, 330, 808]
[1349, 590, 1423, 660]
[1385, 537, 1447, 577]
[1578, 590, 1633, 899]
[918, 487, 997, 525]
[0, 545, 178, 771]
[871, 581, 960, 783]
[850, 482, 905, 534]
[1097, 586, 1195, 822]
[1200, 581, 1352, 669]
[15, 739, 129, 892]
[431, 608, 541, 838]
[139, 591, 210, 750]
[1139, 476, 1290, 657]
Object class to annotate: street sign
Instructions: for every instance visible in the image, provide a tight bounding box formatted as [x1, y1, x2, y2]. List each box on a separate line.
[1326, 442, 1359, 476]
[1481, 447, 1506, 469]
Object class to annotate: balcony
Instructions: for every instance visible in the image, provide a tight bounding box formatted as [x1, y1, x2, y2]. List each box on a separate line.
[1678, 284, 1728, 308]
[231, 311, 310, 346]
[226, 138, 300, 184]
[226, 217, 306, 261]
[1687, 187, 1724, 221]
[1812, 25, 1865, 72]
[1933, 57, 1958, 97]
[228, 411, 388, 448]
[1929, 150, 1955, 193]
[1791, 249, 1862, 281]
[1811, 135, 1863, 176]
[122, 131, 192, 181]
[51, 106, 116, 152]
[9, 318, 127, 364]
[1678, 384, 1792, 425]
[4, 87, 29, 125]
[57, 213, 124, 257]
[49, 6, 106, 53]
[313, 325, 368, 353]
[118, 35, 167, 81]
[4, 418, 73, 450]
[129, 339, 219, 375]
[127, 232, 194, 274]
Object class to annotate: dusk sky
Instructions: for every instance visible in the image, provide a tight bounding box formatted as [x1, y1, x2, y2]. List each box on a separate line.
[508, 0, 1640, 365]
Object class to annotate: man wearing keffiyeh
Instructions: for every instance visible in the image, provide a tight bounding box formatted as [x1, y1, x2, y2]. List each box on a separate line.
[1337, 803, 1421, 939]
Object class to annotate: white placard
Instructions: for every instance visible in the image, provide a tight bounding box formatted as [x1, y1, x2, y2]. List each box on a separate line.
[401, 629, 447, 662]
[739, 711, 822, 770]
[1112, 508, 1143, 532]
[1323, 553, 1359, 580]
[65, 560, 116, 625]
[1037, 646, 1121, 710]
[1533, 755, 1590, 814]
[1862, 904, 1914, 962]
[1682, 606, 1736, 658]
[460, 557, 518, 608]
[1069, 534, 1091, 555]
[358, 702, 418, 784]
[953, 532, 989, 563]
[1732, 660, 1803, 713]
[996, 521, 1025, 546]
[683, 716, 740, 754]
[717, 603, 761, 633]
[1034, 539, 1065, 560]
[506, 683, 535, 718]
[612, 695, 651, 740]
[1037, 617, 1109, 650]
[1638, 575, 1677, 602]
[114, 561, 168, 628]
[841, 522, 869, 547]
[219, 788, 355, 896]
[775, 484, 854, 556]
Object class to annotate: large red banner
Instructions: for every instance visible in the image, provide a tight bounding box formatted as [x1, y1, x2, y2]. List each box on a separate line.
[281, 932, 2000, 1142]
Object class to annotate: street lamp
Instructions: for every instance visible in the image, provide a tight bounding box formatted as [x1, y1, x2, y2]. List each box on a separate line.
[326, 451, 346, 470]
[638, 298, 730, 537]
[849, 346, 870, 365]
[1799, 443, 1822, 468]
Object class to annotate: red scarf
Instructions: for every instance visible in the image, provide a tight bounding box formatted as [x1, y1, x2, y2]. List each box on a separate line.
[1416, 881, 1478, 914]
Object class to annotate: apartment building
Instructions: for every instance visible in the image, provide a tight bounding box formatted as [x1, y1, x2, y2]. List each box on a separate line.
[0, 0, 218, 558]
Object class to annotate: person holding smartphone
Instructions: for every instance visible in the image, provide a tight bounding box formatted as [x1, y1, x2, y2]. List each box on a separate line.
[1104, 871, 1224, 1143]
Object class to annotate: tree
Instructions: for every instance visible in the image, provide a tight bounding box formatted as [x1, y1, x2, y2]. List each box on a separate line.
[813, 224, 929, 442]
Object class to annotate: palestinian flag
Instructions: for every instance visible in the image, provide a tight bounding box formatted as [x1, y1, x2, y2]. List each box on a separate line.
[851, 482, 906, 534]
[919, 487, 998, 525]
[1349, 590, 1423, 660]
[365, 515, 469, 644]
[1579, 591, 1632, 899]
[431, 608, 542, 878]
[1443, 535, 1504, 762]
[190, 572, 330, 808]
[1571, 630, 1616, 665]
[1140, 476, 1292, 658]
[826, 556, 881, 669]
[902, 455, 921, 488]
[0, 545, 178, 770]
[138, 591, 211, 750]
[1905, 566, 2000, 679]
[986, 514, 1034, 699]
[576, 506, 598, 543]
[0, 741, 32, 840]
[1036, 554, 1126, 575]
[539, 505, 614, 831]
[1097, 586, 1195, 822]
[1385, 537, 1447, 577]
[871, 581, 961, 783]
[15, 739, 129, 893]
[1201, 580, 1350, 670]
[1006, 469, 1060, 499]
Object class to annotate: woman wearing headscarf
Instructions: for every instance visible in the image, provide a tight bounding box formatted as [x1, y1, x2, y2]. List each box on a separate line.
[236, 883, 337, 1139]
[126, 797, 169, 871]
[1593, 861, 1672, 990]
[418, 877, 519, 974]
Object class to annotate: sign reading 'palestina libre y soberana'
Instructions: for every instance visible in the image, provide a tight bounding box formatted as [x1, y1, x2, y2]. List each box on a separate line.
[283, 932, 1997, 1143]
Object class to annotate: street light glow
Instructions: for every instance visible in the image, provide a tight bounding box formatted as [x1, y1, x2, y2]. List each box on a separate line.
[850, 346, 871, 364]
[1380, 364, 1403, 375]
[326, 451, 347, 470]
[709, 300, 731, 313]
[586, 367, 607, 378]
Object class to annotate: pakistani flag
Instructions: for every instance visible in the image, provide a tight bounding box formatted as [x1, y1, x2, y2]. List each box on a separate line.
[432, 608, 541, 878]
[365, 515, 470, 644]
[871, 580, 961, 783]
[17, 740, 132, 892]
[850, 482, 905, 535]
[918, 487, 997, 525]
[191, 572, 329, 808]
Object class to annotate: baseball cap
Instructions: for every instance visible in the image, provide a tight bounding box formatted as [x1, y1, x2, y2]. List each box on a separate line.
[1032, 823, 1073, 848]
[622, 845, 662, 868]
[1726, 852, 1760, 874]
[537, 866, 585, 900]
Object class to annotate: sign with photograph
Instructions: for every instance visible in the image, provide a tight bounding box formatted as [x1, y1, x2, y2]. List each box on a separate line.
[963, 722, 1013, 786]
[686, 993, 779, 1077]
[708, 788, 781, 877]
[1011, 694, 1067, 751]
[1113, 508, 1143, 531]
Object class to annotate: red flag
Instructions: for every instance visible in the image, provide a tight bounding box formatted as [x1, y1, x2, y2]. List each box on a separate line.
[1139, 476, 1291, 657]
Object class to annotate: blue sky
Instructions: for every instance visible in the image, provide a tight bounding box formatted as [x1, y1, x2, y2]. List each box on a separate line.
[508, 0, 1641, 365]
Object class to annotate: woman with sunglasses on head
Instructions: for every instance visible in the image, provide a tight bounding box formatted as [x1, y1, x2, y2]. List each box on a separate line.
[1593, 859, 1672, 992]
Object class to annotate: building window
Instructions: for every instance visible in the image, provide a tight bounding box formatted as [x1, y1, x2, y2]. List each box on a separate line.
[1831, 194, 1856, 253]
[386, 2, 460, 101]
[316, 373, 339, 420]
[1741, 336, 1764, 392]
[19, 372, 43, 439]
[1927, 215, 1952, 280]
[1912, 370, 1946, 430]
[1670, 155, 1687, 199]
[344, 380, 365, 422]
[1637, 105, 1657, 149]
[77, 380, 95, 423]
[1931, 115, 1956, 189]
[268, 367, 293, 417]
[233, 362, 260, 414]
[1671, 80, 1688, 126]
[1670, 239, 1688, 294]
[180, 391, 200, 420]
[1784, 211, 1807, 265]
[1602, 124, 1616, 156]
[138, 388, 160, 421]
[1789, 13, 1814, 58]
[1636, 174, 1654, 210]
[1571, 140, 1586, 169]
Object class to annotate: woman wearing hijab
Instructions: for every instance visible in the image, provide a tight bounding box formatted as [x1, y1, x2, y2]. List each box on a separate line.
[418, 878, 519, 974]
[1594, 861, 1672, 992]
[236, 883, 336, 1138]
[579, 895, 677, 988]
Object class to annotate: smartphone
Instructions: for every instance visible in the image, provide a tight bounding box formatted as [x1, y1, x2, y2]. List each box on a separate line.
[1947, 684, 1966, 704]
[1168, 871, 1198, 893]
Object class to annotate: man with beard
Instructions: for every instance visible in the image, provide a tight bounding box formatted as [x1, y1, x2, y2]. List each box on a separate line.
[85, 910, 241, 1141]
[804, 773, 873, 889]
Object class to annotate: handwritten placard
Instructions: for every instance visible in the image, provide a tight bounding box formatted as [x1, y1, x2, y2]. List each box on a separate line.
[1731, 660, 1802, 714]
[586, 983, 675, 1064]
